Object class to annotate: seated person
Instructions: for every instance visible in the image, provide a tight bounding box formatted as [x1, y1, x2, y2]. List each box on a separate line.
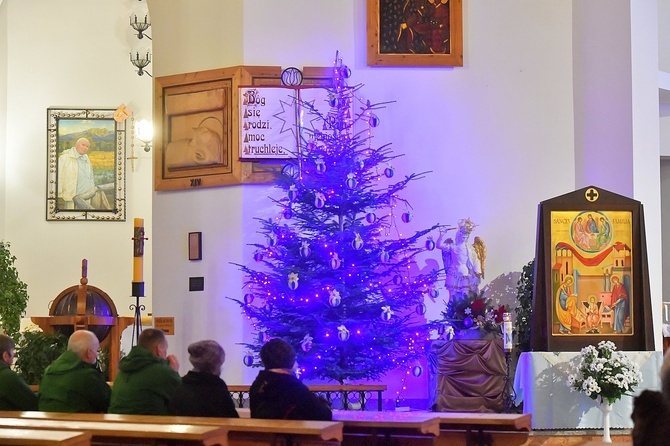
[661, 348, 670, 402]
[169, 339, 239, 417]
[0, 334, 37, 410]
[631, 389, 670, 446]
[250, 338, 331, 420]
[38, 330, 111, 413]
[108, 328, 181, 415]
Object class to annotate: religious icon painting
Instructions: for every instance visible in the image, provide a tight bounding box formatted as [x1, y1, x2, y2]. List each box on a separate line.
[550, 210, 633, 337]
[367, 0, 463, 67]
[531, 186, 654, 352]
[46, 107, 126, 221]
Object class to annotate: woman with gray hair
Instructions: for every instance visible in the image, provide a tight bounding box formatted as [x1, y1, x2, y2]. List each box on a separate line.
[168, 340, 238, 417]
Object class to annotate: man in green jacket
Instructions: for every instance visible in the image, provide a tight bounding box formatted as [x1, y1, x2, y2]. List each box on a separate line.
[38, 330, 111, 413]
[0, 334, 38, 410]
[108, 328, 181, 415]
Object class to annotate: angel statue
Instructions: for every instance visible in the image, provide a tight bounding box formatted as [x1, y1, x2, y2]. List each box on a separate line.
[437, 218, 486, 298]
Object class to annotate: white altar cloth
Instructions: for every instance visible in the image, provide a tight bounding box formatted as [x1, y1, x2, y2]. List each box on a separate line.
[513, 351, 663, 429]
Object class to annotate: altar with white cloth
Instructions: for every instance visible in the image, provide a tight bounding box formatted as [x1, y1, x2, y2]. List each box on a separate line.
[513, 351, 663, 429]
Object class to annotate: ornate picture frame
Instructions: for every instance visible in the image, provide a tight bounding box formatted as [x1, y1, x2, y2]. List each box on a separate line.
[46, 107, 126, 221]
[367, 0, 463, 67]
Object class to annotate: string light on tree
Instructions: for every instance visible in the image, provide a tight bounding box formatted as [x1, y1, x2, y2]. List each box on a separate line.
[230, 52, 442, 382]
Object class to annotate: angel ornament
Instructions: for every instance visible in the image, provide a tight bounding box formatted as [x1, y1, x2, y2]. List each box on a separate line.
[437, 218, 486, 299]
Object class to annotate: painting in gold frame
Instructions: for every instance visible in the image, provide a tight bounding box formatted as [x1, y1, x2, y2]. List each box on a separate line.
[550, 210, 633, 337]
[367, 0, 463, 67]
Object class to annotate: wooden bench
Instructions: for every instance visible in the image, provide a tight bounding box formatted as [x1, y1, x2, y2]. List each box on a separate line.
[0, 417, 228, 445]
[0, 411, 342, 446]
[581, 442, 632, 446]
[433, 412, 531, 446]
[332, 410, 440, 445]
[0, 428, 91, 446]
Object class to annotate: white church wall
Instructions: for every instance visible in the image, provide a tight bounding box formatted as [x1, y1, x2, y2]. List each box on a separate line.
[0, 0, 7, 238]
[148, 0, 247, 386]
[659, 0, 670, 73]
[149, 0, 577, 390]
[630, 0, 662, 351]
[2, 0, 154, 338]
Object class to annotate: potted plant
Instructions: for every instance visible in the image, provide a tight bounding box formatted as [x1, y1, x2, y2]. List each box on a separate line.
[566, 341, 641, 442]
[514, 260, 534, 353]
[0, 241, 29, 339]
[14, 329, 67, 385]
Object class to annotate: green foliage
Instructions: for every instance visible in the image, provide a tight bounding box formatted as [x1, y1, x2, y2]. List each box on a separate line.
[0, 241, 29, 338]
[514, 260, 534, 353]
[14, 330, 67, 385]
[96, 343, 119, 382]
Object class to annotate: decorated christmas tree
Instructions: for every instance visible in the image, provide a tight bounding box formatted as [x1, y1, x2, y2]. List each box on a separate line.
[234, 53, 442, 383]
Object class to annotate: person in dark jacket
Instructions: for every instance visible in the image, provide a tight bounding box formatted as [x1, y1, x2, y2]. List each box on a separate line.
[169, 339, 239, 418]
[250, 338, 331, 420]
[0, 334, 37, 410]
[38, 330, 111, 413]
[631, 389, 670, 446]
[108, 328, 181, 415]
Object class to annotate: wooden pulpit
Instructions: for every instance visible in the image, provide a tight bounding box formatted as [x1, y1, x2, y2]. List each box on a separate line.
[31, 259, 134, 380]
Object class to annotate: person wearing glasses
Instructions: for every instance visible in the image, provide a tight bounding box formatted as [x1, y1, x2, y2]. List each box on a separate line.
[38, 330, 111, 413]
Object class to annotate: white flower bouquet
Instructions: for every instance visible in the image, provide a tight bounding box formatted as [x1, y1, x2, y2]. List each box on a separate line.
[566, 341, 642, 405]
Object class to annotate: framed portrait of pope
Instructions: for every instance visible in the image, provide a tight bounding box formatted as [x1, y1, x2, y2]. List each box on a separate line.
[46, 107, 126, 221]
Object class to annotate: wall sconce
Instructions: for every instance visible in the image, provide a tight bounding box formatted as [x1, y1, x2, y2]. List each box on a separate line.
[136, 119, 153, 152]
[130, 13, 152, 40]
[130, 50, 152, 77]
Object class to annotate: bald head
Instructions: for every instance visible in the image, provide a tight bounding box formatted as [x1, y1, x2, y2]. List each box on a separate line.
[68, 330, 99, 364]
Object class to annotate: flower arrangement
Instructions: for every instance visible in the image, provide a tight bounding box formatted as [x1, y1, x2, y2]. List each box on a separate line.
[437, 291, 506, 338]
[566, 341, 642, 405]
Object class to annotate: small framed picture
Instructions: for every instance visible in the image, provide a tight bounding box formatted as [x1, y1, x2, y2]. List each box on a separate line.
[367, 0, 463, 67]
[188, 232, 202, 261]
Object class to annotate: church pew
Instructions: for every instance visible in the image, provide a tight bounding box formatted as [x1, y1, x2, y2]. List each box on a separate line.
[433, 412, 531, 446]
[581, 442, 632, 446]
[235, 408, 530, 445]
[0, 411, 342, 446]
[0, 428, 91, 446]
[332, 410, 440, 445]
[0, 417, 228, 446]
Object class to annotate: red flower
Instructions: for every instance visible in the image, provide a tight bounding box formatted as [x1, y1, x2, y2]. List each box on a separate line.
[494, 305, 506, 323]
[471, 298, 486, 315]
